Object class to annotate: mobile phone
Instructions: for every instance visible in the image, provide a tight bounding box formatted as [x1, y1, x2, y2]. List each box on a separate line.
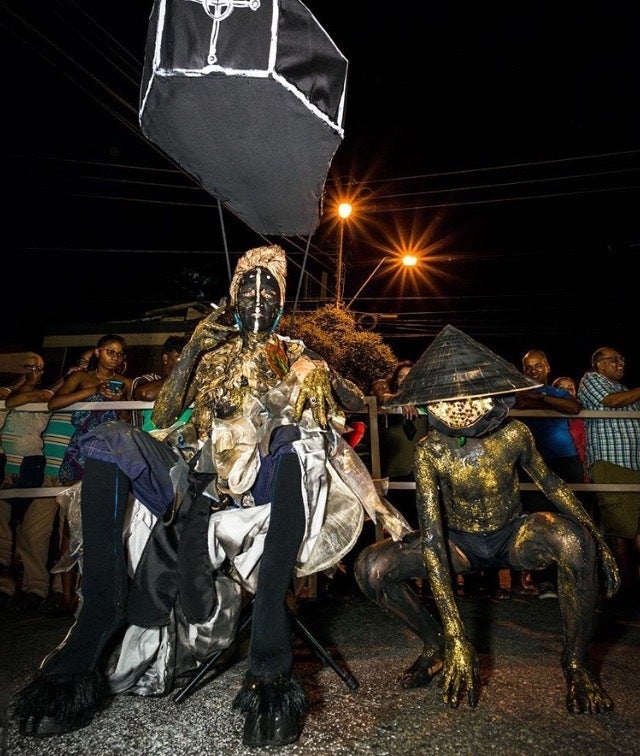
[107, 379, 124, 393]
[402, 419, 417, 440]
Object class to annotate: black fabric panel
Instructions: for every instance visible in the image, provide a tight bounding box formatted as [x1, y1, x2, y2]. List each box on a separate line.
[140, 0, 345, 235]
[178, 474, 218, 623]
[126, 472, 218, 626]
[277, 0, 347, 120]
[43, 459, 129, 674]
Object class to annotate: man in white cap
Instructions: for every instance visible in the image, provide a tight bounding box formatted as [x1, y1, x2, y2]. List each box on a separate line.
[355, 325, 620, 715]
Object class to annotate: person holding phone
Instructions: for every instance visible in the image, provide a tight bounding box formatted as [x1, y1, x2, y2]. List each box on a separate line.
[47, 334, 132, 485]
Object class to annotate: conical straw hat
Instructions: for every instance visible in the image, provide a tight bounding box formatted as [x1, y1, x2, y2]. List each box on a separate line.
[388, 324, 541, 406]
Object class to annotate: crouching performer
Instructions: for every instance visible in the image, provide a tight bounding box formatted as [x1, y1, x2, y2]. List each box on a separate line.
[355, 325, 620, 714]
[13, 244, 411, 747]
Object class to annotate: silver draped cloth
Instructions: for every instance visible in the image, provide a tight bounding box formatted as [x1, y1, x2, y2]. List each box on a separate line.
[58, 336, 411, 696]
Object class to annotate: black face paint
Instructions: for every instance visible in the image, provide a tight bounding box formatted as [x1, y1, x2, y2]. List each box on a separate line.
[236, 267, 280, 334]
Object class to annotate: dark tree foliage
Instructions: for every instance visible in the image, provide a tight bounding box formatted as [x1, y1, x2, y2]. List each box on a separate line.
[280, 305, 397, 393]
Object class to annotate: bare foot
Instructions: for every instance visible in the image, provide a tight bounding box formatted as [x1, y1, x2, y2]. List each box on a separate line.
[564, 665, 613, 714]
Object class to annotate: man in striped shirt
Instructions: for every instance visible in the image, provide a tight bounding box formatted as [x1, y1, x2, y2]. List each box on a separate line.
[578, 347, 640, 618]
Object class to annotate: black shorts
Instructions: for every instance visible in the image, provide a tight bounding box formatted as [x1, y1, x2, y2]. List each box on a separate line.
[448, 516, 527, 572]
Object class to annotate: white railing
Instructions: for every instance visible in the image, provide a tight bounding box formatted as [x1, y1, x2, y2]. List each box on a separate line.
[369, 400, 640, 494]
[0, 400, 154, 499]
[1, 399, 639, 499]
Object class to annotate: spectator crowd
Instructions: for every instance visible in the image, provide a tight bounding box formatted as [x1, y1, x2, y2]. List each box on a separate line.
[1, 336, 639, 623]
[373, 345, 640, 619]
[0, 335, 186, 614]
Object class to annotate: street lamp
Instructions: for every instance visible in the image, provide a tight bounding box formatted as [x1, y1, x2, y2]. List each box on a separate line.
[346, 254, 418, 309]
[334, 201, 352, 306]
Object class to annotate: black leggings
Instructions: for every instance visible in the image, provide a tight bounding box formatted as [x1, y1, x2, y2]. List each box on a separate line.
[248, 453, 305, 678]
[43, 458, 129, 674]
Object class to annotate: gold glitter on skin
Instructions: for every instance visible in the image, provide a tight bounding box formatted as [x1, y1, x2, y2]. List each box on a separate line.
[415, 414, 620, 712]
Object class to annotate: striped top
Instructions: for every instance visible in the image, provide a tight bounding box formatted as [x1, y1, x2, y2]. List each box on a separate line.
[42, 411, 75, 479]
[0, 410, 7, 456]
[130, 372, 161, 428]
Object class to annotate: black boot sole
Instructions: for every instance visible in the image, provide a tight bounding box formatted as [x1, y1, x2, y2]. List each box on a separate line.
[19, 709, 94, 737]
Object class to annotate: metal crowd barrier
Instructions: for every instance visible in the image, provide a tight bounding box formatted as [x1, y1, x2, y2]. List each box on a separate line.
[369, 400, 640, 495]
[0, 400, 152, 499]
[0, 399, 639, 499]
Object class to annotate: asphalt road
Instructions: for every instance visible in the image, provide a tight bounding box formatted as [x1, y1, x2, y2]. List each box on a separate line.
[1, 591, 639, 756]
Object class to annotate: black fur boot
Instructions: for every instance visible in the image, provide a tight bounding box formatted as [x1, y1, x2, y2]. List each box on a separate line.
[12, 459, 129, 736]
[233, 673, 308, 747]
[14, 671, 105, 736]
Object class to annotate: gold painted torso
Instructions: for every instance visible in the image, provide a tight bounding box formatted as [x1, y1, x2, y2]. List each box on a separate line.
[415, 420, 527, 532]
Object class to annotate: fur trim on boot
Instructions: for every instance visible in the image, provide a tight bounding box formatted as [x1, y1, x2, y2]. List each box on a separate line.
[13, 670, 105, 737]
[233, 673, 308, 747]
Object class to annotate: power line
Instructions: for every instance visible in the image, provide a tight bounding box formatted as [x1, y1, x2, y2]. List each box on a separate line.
[4, 5, 639, 218]
[347, 148, 640, 185]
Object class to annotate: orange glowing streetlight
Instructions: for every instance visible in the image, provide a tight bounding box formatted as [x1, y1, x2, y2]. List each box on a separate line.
[334, 201, 353, 306]
[346, 253, 418, 309]
[337, 202, 353, 220]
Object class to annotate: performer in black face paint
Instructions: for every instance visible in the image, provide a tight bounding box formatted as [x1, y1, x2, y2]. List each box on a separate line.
[14, 245, 411, 748]
[234, 266, 281, 334]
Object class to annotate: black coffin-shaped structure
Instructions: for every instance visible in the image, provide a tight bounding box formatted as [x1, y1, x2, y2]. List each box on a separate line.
[140, 0, 347, 236]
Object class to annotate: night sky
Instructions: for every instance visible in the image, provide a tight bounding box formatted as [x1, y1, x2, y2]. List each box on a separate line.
[3, 1, 640, 383]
